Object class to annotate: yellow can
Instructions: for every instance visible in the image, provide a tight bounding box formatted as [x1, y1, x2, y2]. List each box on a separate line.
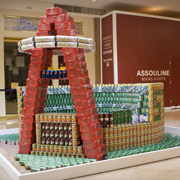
[71, 115, 77, 123]
[50, 145, 54, 152]
[35, 123, 41, 131]
[41, 144, 45, 152]
[77, 146, 83, 154]
[35, 114, 40, 122]
[58, 146, 63, 153]
[63, 146, 68, 153]
[66, 114, 71, 123]
[57, 114, 62, 122]
[45, 145, 50, 152]
[36, 137, 41, 144]
[44, 114, 48, 122]
[48, 114, 53, 122]
[40, 114, 44, 122]
[68, 146, 73, 154]
[73, 146, 77, 154]
[53, 114, 58, 122]
[62, 114, 66, 123]
[32, 144, 37, 151]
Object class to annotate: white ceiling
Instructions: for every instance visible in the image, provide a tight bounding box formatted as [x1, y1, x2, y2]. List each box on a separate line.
[36, 0, 180, 18]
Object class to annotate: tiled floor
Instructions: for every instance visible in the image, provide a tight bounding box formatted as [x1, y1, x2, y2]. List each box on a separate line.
[0, 109, 180, 180]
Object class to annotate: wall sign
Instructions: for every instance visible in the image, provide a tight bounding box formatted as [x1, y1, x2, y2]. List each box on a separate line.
[4, 16, 83, 35]
[4, 16, 40, 31]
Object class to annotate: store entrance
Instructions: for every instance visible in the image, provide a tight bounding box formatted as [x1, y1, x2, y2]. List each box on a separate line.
[4, 38, 30, 115]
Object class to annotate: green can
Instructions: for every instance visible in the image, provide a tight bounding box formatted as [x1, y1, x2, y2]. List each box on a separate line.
[39, 152, 44, 156]
[35, 151, 39, 156]
[19, 161, 25, 166]
[62, 163, 70, 167]
[123, 110, 128, 117]
[31, 151, 35, 155]
[44, 152, 48, 156]
[127, 110, 132, 117]
[125, 117, 129, 124]
[136, 108, 141, 115]
[31, 167, 41, 172]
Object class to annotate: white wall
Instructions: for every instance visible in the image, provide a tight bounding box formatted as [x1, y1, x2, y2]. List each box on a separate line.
[0, 0, 97, 116]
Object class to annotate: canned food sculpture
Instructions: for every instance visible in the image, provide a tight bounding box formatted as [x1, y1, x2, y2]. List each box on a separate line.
[17, 7, 106, 160]
[17, 7, 165, 161]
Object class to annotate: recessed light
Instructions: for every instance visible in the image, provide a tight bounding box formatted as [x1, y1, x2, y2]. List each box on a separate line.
[92, 0, 96, 2]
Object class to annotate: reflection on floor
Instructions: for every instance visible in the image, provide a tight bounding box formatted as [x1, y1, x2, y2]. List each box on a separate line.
[0, 120, 18, 130]
[0, 109, 180, 180]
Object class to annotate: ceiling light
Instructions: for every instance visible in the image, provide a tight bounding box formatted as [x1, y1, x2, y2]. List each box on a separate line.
[92, 0, 96, 2]
[153, 8, 156, 10]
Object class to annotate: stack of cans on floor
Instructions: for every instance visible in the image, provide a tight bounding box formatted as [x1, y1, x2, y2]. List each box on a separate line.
[14, 153, 96, 172]
[106, 133, 180, 159]
[0, 134, 19, 145]
[31, 113, 84, 158]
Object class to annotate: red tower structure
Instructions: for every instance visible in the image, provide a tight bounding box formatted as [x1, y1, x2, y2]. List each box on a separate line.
[18, 7, 106, 160]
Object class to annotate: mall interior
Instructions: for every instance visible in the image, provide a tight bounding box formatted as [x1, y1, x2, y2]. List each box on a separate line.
[0, 0, 180, 179]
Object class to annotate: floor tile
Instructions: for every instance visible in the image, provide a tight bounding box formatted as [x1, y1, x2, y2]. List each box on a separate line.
[69, 167, 136, 180]
[131, 168, 180, 180]
[0, 165, 12, 180]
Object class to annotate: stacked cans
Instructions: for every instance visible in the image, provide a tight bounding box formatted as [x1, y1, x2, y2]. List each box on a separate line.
[42, 70, 67, 79]
[113, 110, 132, 124]
[45, 90, 74, 113]
[106, 133, 179, 159]
[15, 154, 96, 172]
[101, 120, 165, 153]
[63, 48, 106, 161]
[17, 87, 25, 122]
[17, 86, 25, 133]
[148, 83, 164, 122]
[37, 7, 77, 37]
[18, 48, 52, 154]
[32, 113, 84, 157]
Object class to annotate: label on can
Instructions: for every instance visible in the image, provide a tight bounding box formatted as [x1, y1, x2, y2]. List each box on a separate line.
[73, 146, 77, 154]
[32, 144, 37, 151]
[68, 146, 72, 154]
[57, 114, 61, 122]
[58, 146, 63, 153]
[41, 144, 45, 152]
[35, 114, 40, 122]
[50, 145, 54, 152]
[72, 115, 77, 123]
[77, 146, 83, 154]
[72, 139, 77, 146]
[62, 115, 66, 122]
[40, 114, 44, 122]
[66, 115, 71, 123]
[63, 146, 68, 153]
[45, 145, 50, 152]
[72, 124, 77, 131]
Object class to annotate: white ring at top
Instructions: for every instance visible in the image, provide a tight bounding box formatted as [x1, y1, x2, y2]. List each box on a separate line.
[18, 36, 96, 55]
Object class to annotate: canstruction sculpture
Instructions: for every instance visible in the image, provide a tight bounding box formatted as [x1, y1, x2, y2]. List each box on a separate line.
[17, 7, 107, 160]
